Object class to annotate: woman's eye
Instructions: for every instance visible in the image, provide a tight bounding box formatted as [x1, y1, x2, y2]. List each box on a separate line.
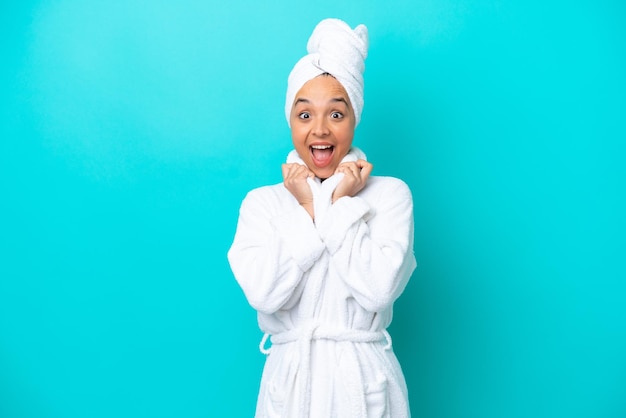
[331, 112, 343, 119]
[298, 112, 310, 119]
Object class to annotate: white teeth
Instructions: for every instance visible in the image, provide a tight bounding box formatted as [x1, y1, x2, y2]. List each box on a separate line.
[311, 145, 333, 150]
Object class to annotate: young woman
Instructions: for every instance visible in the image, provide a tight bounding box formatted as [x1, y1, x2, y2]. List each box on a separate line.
[228, 18, 416, 417]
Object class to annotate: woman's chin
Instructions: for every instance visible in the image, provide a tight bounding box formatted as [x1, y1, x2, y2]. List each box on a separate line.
[312, 167, 335, 180]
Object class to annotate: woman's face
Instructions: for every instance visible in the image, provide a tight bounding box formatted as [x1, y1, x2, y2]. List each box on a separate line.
[289, 75, 356, 179]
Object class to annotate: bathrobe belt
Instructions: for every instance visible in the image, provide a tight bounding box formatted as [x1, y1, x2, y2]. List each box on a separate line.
[259, 324, 392, 417]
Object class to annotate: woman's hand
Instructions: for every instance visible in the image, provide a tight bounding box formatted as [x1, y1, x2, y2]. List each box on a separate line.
[332, 159, 373, 203]
[282, 163, 315, 219]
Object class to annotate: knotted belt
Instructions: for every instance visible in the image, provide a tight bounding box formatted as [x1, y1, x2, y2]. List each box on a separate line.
[259, 324, 392, 417]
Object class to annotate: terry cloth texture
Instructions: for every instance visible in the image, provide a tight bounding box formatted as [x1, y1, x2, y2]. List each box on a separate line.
[228, 147, 416, 417]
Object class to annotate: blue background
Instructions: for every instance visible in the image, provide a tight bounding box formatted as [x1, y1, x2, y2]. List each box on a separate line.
[1, 1, 625, 417]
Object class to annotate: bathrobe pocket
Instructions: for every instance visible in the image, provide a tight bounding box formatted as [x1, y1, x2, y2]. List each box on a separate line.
[266, 381, 286, 418]
[364, 374, 389, 418]
[263, 349, 299, 418]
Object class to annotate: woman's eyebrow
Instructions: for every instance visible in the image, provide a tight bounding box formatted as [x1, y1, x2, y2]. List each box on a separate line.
[330, 97, 348, 105]
[294, 97, 347, 106]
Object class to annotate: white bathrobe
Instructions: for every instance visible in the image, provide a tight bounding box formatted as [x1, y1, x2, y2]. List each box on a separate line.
[228, 149, 416, 417]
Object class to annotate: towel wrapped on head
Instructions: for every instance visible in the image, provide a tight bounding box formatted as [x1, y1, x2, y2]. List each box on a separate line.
[285, 18, 369, 127]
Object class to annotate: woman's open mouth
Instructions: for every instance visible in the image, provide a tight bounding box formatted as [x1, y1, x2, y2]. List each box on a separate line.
[310, 144, 334, 167]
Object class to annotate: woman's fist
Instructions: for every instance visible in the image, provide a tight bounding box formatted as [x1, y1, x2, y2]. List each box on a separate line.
[282, 163, 315, 218]
[332, 159, 373, 202]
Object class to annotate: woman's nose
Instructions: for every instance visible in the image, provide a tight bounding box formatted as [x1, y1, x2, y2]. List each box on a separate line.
[312, 118, 330, 136]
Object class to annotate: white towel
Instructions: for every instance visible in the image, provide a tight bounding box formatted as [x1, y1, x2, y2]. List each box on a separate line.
[285, 18, 369, 127]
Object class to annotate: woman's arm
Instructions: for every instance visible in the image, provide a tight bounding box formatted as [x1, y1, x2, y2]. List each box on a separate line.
[227, 187, 326, 314]
[317, 178, 417, 312]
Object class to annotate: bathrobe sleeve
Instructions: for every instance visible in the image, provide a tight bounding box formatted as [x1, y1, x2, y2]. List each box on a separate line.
[227, 186, 326, 314]
[315, 177, 416, 312]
